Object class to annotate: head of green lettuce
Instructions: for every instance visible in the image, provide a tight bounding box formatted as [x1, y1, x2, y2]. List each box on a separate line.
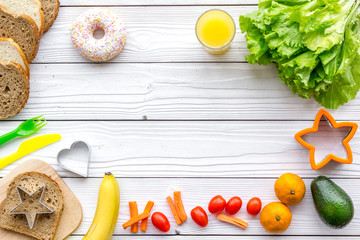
[240, 0, 360, 109]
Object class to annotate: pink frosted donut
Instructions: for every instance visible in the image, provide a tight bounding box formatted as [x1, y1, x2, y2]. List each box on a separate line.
[71, 9, 127, 62]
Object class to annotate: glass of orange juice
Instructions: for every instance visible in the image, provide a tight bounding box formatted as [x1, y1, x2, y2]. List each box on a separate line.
[195, 9, 236, 55]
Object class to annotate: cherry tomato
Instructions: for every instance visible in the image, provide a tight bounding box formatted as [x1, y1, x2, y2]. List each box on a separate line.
[191, 206, 208, 227]
[247, 197, 262, 216]
[151, 212, 170, 232]
[208, 195, 226, 214]
[225, 196, 242, 215]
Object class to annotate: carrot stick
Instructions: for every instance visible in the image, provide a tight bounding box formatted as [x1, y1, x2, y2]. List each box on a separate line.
[217, 213, 248, 229]
[166, 196, 182, 225]
[129, 201, 139, 232]
[140, 201, 154, 232]
[123, 212, 151, 230]
[174, 191, 187, 222]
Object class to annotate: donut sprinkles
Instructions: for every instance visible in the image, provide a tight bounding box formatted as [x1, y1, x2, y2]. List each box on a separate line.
[71, 9, 127, 62]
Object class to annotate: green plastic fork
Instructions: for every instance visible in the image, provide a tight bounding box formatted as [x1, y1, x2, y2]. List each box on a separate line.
[0, 116, 47, 146]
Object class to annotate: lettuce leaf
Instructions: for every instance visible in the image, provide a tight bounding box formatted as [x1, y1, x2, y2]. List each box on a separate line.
[240, 0, 360, 109]
[315, 12, 360, 108]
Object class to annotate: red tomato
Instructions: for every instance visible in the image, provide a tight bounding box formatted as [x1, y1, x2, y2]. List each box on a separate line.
[208, 195, 226, 214]
[247, 197, 262, 216]
[225, 196, 242, 215]
[151, 212, 170, 232]
[191, 206, 208, 227]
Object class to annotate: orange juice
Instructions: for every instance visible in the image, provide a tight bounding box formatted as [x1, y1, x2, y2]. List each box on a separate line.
[196, 9, 236, 54]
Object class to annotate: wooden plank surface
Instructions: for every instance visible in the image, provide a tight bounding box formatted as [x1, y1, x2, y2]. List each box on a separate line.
[62, 178, 360, 235]
[11, 63, 359, 121]
[68, 237, 360, 240]
[0, 121, 359, 178]
[35, 6, 253, 63]
[61, 0, 258, 6]
[2, 0, 359, 239]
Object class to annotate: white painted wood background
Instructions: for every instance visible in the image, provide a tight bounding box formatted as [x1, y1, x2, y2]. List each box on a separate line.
[1, 0, 359, 239]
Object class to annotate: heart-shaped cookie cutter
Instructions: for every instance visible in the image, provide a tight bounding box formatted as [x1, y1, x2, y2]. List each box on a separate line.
[57, 141, 90, 177]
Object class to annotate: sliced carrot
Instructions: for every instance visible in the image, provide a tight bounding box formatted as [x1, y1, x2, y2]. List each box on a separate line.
[140, 201, 155, 232]
[217, 213, 248, 230]
[166, 196, 182, 225]
[129, 201, 139, 232]
[174, 191, 187, 222]
[123, 212, 151, 230]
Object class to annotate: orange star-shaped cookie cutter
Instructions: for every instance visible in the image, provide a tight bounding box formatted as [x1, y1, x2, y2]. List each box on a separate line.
[295, 109, 358, 170]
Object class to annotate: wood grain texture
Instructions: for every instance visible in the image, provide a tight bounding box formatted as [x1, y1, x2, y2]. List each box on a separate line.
[2, 0, 358, 238]
[36, 6, 254, 63]
[67, 237, 360, 240]
[0, 121, 359, 178]
[61, 0, 258, 6]
[0, 160, 82, 240]
[9, 63, 359, 120]
[63, 177, 360, 235]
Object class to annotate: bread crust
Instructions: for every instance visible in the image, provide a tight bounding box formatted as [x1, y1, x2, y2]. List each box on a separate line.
[0, 37, 30, 77]
[0, 5, 40, 62]
[41, 0, 59, 32]
[0, 172, 64, 240]
[32, 0, 45, 36]
[0, 0, 45, 37]
[0, 59, 29, 119]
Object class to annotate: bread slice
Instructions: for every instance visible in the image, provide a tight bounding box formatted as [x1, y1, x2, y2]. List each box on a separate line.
[0, 60, 29, 119]
[39, 0, 59, 32]
[0, 38, 30, 76]
[0, 6, 40, 62]
[0, 0, 45, 36]
[0, 172, 64, 240]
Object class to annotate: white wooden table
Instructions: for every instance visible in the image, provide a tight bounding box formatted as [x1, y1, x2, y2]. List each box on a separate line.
[1, 0, 359, 239]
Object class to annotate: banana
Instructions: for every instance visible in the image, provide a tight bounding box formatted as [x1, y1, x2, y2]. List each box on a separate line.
[83, 172, 120, 240]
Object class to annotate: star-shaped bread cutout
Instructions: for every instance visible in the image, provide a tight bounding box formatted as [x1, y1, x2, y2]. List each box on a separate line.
[295, 109, 358, 170]
[9, 186, 54, 229]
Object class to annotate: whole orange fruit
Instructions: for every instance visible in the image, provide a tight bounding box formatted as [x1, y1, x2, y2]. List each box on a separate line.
[260, 202, 292, 233]
[275, 173, 305, 205]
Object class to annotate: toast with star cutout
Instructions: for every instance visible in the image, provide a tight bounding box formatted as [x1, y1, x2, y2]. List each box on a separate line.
[0, 172, 64, 240]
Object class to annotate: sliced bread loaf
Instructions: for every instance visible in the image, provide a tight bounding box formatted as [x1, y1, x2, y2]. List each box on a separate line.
[0, 38, 30, 76]
[0, 0, 45, 35]
[0, 172, 64, 240]
[39, 0, 59, 32]
[0, 60, 29, 119]
[0, 6, 40, 62]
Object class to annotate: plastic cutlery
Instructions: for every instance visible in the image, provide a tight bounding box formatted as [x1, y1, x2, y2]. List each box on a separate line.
[0, 116, 47, 146]
[0, 134, 61, 169]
